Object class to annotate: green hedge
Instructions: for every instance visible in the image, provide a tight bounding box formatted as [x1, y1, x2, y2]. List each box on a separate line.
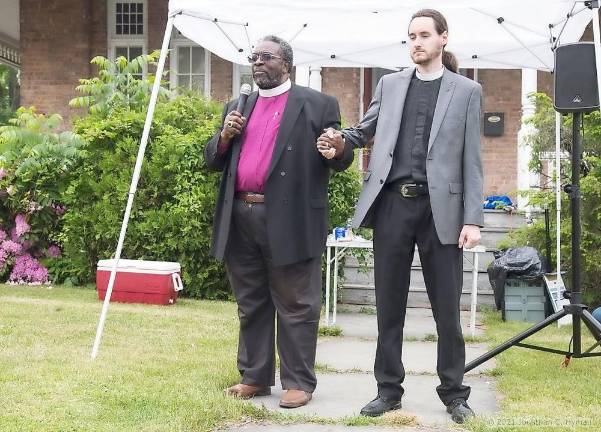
[57, 94, 361, 299]
[499, 93, 601, 305]
[57, 95, 230, 298]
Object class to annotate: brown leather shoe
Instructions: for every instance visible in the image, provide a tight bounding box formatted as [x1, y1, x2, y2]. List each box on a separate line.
[224, 383, 271, 399]
[279, 389, 313, 408]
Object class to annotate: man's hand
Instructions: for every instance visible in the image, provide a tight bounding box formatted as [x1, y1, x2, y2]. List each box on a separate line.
[316, 128, 345, 160]
[220, 110, 246, 144]
[458, 225, 481, 249]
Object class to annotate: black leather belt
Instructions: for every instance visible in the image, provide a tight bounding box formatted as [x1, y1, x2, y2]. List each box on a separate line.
[387, 182, 429, 198]
[235, 192, 265, 203]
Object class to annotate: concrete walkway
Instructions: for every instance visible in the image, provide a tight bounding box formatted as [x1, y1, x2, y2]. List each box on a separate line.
[220, 308, 499, 431]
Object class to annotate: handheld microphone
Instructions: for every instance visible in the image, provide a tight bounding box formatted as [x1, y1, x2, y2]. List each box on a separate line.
[236, 83, 252, 114]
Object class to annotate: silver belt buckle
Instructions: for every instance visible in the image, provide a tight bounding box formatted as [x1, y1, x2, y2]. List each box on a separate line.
[400, 183, 417, 198]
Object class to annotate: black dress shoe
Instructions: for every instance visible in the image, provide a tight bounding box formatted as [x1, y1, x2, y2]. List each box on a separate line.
[360, 396, 402, 417]
[446, 398, 475, 424]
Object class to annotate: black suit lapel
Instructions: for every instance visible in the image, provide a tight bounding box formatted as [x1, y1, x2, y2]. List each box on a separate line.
[267, 84, 304, 179]
[229, 92, 258, 171]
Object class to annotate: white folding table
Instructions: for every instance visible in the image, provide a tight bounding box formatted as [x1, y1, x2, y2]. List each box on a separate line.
[324, 234, 486, 337]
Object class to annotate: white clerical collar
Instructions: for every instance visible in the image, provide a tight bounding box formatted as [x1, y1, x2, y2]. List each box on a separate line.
[415, 66, 444, 81]
[258, 79, 292, 97]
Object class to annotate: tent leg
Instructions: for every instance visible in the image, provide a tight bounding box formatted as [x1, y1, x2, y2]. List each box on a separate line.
[555, 112, 561, 281]
[592, 2, 601, 113]
[91, 16, 175, 360]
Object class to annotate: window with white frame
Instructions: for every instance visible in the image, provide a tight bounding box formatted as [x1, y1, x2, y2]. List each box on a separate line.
[107, 0, 147, 76]
[169, 34, 211, 96]
[233, 64, 254, 97]
[115, 2, 144, 36]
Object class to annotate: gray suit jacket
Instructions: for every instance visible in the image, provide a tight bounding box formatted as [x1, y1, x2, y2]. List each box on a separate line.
[343, 67, 484, 245]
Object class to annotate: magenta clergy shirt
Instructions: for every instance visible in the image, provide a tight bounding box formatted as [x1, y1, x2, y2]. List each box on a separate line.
[235, 91, 290, 193]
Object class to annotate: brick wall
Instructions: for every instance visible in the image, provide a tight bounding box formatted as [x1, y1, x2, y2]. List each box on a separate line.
[321, 67, 361, 125]
[478, 69, 522, 198]
[582, 21, 593, 41]
[20, 0, 99, 121]
[147, 0, 168, 52]
[90, 0, 107, 59]
[210, 54, 233, 102]
[538, 71, 553, 98]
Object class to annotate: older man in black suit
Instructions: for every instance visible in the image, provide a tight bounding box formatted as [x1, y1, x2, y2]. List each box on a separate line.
[204, 35, 353, 408]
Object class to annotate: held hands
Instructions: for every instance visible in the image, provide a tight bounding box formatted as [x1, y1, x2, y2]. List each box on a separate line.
[458, 225, 481, 249]
[317, 128, 345, 160]
[220, 110, 246, 144]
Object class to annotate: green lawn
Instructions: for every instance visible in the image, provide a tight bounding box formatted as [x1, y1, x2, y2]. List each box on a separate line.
[2, 285, 600, 431]
[468, 309, 601, 432]
[0, 284, 266, 432]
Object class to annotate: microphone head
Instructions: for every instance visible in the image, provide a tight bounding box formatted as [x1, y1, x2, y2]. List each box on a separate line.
[240, 83, 252, 96]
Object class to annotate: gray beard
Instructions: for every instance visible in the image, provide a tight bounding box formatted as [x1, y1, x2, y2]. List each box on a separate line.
[255, 71, 285, 89]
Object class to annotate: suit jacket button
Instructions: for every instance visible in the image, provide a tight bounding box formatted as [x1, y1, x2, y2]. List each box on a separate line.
[281, 171, 286, 176]
[380, 179, 384, 184]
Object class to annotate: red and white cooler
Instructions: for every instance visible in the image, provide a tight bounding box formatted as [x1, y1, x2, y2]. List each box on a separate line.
[96, 259, 183, 305]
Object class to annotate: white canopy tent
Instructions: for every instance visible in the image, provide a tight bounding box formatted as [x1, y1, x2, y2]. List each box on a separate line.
[169, 0, 592, 71]
[91, 0, 601, 358]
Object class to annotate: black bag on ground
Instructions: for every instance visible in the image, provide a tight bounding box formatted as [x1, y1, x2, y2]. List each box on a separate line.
[487, 246, 547, 310]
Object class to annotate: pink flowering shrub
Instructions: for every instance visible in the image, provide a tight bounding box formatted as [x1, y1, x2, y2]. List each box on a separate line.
[0, 108, 82, 285]
[0, 215, 59, 284]
[9, 253, 48, 284]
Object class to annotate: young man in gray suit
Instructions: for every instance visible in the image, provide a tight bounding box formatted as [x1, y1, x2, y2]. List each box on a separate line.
[318, 9, 483, 424]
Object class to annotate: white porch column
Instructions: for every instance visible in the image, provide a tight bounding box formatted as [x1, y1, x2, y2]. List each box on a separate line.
[295, 65, 310, 87]
[517, 68, 539, 213]
[309, 66, 322, 91]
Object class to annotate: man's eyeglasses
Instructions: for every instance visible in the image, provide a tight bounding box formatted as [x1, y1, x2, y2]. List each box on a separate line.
[247, 52, 283, 63]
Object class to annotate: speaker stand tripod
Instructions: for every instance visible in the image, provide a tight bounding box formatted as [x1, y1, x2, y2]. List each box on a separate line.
[465, 112, 601, 373]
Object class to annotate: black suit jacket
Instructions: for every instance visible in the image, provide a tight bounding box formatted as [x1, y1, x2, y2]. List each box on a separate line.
[204, 83, 354, 266]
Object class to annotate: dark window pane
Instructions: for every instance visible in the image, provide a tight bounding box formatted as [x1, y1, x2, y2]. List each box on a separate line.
[116, 47, 128, 58]
[117, 3, 122, 12]
[138, 3, 143, 13]
[117, 14, 122, 24]
[116, 24, 123, 34]
[137, 25, 143, 34]
[178, 47, 190, 73]
[191, 47, 204, 73]
[123, 25, 130, 35]
[123, 14, 129, 24]
[130, 47, 142, 59]
[123, 3, 129, 13]
[138, 13, 143, 24]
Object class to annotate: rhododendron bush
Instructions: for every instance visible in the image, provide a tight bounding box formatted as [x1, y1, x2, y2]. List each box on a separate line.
[0, 108, 82, 284]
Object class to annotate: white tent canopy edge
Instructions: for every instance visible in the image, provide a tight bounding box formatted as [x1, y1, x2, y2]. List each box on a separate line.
[168, 0, 592, 71]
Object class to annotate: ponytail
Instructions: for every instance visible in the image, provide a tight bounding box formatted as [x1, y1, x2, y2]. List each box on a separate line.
[442, 50, 458, 73]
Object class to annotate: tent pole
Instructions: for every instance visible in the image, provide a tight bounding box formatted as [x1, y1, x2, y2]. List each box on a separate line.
[91, 16, 175, 360]
[555, 111, 561, 290]
[592, 1, 601, 112]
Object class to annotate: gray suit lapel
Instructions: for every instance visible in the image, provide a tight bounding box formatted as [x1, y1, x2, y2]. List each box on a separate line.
[384, 68, 413, 154]
[427, 69, 456, 153]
